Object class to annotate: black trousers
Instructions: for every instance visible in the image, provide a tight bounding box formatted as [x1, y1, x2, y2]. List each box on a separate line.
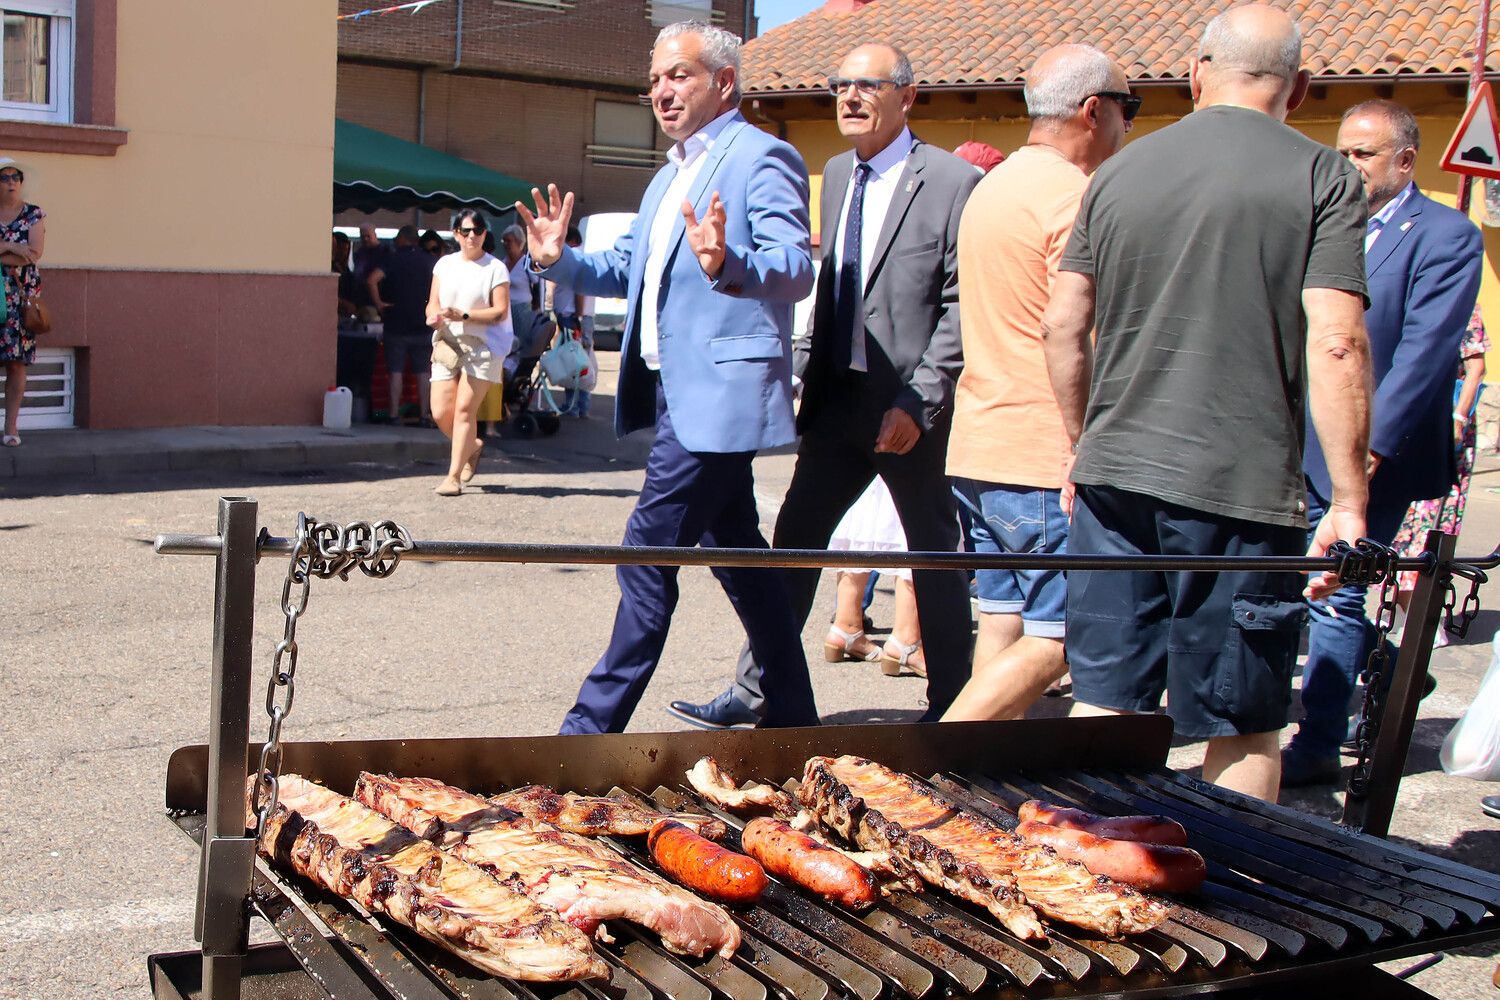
[730, 376, 973, 719]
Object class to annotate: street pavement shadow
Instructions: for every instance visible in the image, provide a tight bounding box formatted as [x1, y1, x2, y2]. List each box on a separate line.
[467, 484, 640, 498]
[820, 707, 926, 725]
[1389, 827, 1500, 873]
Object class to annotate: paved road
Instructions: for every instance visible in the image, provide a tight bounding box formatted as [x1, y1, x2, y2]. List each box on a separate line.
[3, 386, 1500, 997]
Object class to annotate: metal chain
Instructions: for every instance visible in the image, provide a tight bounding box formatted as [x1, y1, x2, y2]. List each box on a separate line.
[250, 514, 413, 840]
[1335, 539, 1401, 800]
[1442, 563, 1488, 640]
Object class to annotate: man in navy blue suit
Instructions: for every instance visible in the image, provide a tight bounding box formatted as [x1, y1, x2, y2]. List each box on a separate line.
[1284, 99, 1484, 786]
[517, 21, 820, 734]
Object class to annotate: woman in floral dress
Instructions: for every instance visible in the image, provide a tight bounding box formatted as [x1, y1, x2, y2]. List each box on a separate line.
[1390, 306, 1490, 626]
[0, 159, 46, 447]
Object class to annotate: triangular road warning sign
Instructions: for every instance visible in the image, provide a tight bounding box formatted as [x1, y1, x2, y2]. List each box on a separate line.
[1441, 82, 1500, 180]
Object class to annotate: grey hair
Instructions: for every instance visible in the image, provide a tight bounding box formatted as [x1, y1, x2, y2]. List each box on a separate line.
[655, 20, 743, 101]
[1024, 45, 1117, 122]
[500, 223, 525, 243]
[1343, 98, 1421, 152]
[1198, 6, 1302, 81]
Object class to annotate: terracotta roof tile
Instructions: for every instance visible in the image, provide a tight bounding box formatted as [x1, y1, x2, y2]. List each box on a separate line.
[742, 0, 1499, 94]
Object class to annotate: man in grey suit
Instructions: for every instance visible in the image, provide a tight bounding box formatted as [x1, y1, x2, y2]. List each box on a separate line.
[670, 42, 979, 727]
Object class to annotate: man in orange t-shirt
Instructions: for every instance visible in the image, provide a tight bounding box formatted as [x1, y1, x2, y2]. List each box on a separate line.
[942, 44, 1135, 721]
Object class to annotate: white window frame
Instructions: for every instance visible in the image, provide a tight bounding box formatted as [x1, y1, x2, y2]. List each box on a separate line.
[588, 99, 664, 170]
[648, 0, 722, 27]
[0, 0, 73, 124]
[3, 346, 75, 429]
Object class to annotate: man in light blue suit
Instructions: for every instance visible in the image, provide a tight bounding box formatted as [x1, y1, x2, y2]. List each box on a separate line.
[1285, 99, 1484, 785]
[517, 19, 820, 734]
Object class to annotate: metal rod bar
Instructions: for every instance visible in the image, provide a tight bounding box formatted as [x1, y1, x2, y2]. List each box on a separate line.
[1345, 530, 1458, 835]
[157, 531, 1496, 572]
[199, 497, 260, 1000]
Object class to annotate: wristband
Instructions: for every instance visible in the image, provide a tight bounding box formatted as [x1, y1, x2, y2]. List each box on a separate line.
[1454, 409, 1470, 423]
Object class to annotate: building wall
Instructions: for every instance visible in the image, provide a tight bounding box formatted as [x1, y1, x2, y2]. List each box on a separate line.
[336, 62, 660, 224]
[23, 0, 336, 427]
[763, 80, 1500, 331]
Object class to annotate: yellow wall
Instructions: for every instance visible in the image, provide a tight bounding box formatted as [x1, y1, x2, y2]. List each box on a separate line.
[14, 0, 335, 274]
[779, 85, 1500, 328]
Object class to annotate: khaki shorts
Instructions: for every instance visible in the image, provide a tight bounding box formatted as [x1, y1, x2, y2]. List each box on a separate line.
[430, 331, 502, 384]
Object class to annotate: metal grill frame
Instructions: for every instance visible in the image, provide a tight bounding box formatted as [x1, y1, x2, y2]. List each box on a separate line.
[153, 497, 1500, 1000]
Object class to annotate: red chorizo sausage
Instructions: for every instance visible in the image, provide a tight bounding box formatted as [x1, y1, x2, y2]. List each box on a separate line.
[1016, 820, 1206, 894]
[1017, 799, 1189, 847]
[741, 817, 879, 910]
[648, 819, 767, 904]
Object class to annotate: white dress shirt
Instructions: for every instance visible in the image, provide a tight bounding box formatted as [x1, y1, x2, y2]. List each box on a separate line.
[1366, 180, 1415, 253]
[639, 109, 738, 370]
[828, 127, 914, 371]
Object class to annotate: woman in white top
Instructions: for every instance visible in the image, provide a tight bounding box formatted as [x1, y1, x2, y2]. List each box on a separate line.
[425, 208, 513, 496]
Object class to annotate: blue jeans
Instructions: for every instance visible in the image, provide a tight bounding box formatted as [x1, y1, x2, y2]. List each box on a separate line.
[1289, 482, 1412, 758]
[952, 478, 1068, 638]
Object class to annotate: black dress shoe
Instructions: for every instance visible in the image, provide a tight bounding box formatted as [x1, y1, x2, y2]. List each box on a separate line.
[667, 689, 761, 730]
[1483, 795, 1500, 820]
[1280, 746, 1342, 788]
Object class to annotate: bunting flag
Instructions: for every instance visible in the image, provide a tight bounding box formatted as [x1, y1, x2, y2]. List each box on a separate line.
[338, 0, 446, 22]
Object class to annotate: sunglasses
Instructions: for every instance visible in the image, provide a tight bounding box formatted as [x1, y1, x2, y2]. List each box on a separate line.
[455, 226, 485, 236]
[0, 173, 22, 183]
[1082, 91, 1142, 122]
[826, 76, 902, 96]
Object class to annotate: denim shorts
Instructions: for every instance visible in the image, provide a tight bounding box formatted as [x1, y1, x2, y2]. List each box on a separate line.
[1066, 483, 1308, 740]
[952, 478, 1067, 638]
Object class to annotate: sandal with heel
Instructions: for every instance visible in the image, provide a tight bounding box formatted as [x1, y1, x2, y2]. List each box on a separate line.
[823, 624, 881, 663]
[881, 639, 926, 678]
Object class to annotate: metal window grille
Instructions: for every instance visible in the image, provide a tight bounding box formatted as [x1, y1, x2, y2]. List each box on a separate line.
[492, 0, 575, 11]
[648, 0, 724, 26]
[1, 345, 75, 428]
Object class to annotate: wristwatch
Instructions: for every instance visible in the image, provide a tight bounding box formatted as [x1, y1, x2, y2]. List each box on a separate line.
[461, 311, 470, 321]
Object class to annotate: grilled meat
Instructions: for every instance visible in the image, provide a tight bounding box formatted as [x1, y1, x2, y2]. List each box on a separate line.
[356, 773, 741, 958]
[687, 757, 798, 817]
[492, 784, 727, 841]
[801, 756, 1171, 939]
[252, 774, 609, 981]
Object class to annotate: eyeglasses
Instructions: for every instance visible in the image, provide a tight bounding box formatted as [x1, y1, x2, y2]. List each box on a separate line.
[827, 76, 903, 96]
[1082, 91, 1142, 122]
[455, 226, 485, 236]
[0, 173, 22, 183]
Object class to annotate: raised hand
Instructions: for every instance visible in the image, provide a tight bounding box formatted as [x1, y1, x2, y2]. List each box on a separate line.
[682, 192, 727, 279]
[514, 183, 574, 268]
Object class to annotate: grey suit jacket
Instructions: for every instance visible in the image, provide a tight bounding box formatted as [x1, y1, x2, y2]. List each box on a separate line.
[795, 137, 979, 434]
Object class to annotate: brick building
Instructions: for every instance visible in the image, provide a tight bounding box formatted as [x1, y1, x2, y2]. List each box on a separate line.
[336, 0, 756, 227]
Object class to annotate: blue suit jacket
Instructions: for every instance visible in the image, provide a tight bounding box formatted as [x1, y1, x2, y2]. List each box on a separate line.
[1305, 188, 1484, 505]
[542, 113, 813, 453]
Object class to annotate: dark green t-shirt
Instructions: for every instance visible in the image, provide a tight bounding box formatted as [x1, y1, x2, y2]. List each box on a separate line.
[1059, 105, 1367, 527]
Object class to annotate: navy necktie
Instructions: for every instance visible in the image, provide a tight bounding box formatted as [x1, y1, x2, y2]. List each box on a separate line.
[834, 162, 871, 372]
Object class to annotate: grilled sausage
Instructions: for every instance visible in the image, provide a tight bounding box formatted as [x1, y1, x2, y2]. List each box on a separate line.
[1017, 799, 1189, 847]
[648, 819, 767, 904]
[1016, 820, 1206, 894]
[741, 817, 879, 910]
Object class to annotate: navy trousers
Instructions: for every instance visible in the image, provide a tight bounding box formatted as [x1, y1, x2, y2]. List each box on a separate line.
[560, 382, 819, 734]
[1289, 482, 1412, 757]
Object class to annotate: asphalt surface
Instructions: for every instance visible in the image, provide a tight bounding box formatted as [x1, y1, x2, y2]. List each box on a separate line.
[3, 360, 1500, 997]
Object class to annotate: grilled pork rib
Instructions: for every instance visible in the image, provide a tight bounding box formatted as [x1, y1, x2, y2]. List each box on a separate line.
[687, 757, 798, 817]
[491, 784, 727, 841]
[357, 773, 741, 958]
[253, 774, 609, 981]
[801, 756, 1171, 939]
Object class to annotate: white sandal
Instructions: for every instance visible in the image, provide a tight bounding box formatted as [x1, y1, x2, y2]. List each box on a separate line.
[823, 624, 880, 663]
[881, 639, 926, 678]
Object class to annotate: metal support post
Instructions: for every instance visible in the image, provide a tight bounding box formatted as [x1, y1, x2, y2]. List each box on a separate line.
[1344, 530, 1457, 836]
[196, 497, 260, 1000]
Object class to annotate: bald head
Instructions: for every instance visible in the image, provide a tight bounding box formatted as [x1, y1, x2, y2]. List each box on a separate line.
[1025, 43, 1126, 122]
[1198, 4, 1302, 81]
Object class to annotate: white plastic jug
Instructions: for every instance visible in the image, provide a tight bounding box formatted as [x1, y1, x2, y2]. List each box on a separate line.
[322, 385, 353, 429]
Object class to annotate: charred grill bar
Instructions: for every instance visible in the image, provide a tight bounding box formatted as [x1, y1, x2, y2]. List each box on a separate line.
[151, 498, 1500, 1000]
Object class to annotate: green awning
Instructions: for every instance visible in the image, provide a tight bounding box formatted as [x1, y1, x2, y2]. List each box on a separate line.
[333, 118, 532, 217]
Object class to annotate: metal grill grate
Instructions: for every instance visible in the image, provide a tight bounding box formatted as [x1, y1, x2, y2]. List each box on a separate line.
[159, 721, 1500, 999]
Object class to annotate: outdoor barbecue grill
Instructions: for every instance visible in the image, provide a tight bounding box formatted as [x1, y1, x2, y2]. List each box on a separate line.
[148, 498, 1500, 999]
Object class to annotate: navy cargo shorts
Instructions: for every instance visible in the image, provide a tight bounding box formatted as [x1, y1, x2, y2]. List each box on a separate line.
[1065, 484, 1308, 740]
